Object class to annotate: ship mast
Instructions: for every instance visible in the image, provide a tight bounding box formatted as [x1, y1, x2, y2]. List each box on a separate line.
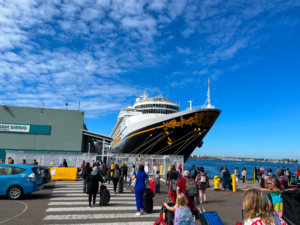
[203, 78, 214, 109]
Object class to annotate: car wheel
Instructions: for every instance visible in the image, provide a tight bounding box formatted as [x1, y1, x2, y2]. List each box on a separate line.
[7, 186, 23, 200]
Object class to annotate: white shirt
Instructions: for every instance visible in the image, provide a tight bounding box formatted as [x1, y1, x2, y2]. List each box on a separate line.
[244, 217, 286, 225]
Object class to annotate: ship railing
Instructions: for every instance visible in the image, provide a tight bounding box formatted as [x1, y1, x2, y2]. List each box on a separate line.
[181, 105, 215, 112]
[139, 98, 179, 105]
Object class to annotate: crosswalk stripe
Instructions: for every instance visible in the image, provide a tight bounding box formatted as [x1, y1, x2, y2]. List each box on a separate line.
[44, 222, 153, 225]
[50, 197, 135, 200]
[53, 187, 125, 191]
[43, 213, 160, 220]
[46, 206, 161, 212]
[51, 192, 132, 197]
[48, 201, 136, 205]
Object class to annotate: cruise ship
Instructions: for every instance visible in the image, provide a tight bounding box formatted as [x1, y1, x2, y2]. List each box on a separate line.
[110, 80, 221, 162]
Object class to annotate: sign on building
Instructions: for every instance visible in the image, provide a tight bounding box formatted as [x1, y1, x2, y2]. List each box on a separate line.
[0, 124, 30, 133]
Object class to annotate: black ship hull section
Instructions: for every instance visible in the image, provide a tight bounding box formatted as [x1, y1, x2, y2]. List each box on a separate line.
[111, 110, 221, 162]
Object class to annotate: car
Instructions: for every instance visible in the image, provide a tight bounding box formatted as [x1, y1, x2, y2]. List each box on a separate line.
[40, 166, 51, 184]
[0, 164, 44, 200]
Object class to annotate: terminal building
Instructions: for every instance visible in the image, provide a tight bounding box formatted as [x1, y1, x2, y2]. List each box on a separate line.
[0, 105, 112, 161]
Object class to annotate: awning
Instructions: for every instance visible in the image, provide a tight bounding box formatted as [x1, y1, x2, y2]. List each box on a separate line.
[83, 130, 112, 144]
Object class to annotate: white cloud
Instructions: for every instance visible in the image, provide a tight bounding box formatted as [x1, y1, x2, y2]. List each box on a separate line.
[176, 47, 191, 54]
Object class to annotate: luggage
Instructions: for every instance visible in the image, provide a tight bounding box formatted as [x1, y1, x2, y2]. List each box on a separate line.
[280, 179, 288, 189]
[161, 203, 175, 225]
[196, 202, 224, 225]
[282, 189, 300, 224]
[291, 177, 297, 185]
[261, 178, 265, 188]
[118, 175, 124, 193]
[99, 185, 110, 206]
[150, 179, 155, 193]
[146, 188, 155, 198]
[143, 195, 153, 213]
[154, 210, 168, 225]
[192, 206, 199, 219]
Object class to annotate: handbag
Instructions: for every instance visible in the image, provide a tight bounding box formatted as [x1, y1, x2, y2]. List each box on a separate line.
[132, 171, 138, 187]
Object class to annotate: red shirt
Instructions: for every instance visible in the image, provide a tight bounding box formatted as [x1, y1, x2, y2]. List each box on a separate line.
[296, 170, 300, 176]
[177, 176, 194, 209]
[178, 166, 182, 173]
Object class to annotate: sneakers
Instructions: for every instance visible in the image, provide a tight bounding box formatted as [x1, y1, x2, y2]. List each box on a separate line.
[88, 205, 92, 208]
[136, 212, 141, 216]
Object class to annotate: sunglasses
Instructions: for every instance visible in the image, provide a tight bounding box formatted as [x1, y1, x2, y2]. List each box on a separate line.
[267, 182, 273, 185]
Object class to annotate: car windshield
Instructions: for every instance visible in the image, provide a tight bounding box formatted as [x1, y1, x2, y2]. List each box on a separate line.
[32, 167, 41, 175]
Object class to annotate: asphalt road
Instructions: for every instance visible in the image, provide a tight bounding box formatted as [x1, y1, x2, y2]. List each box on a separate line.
[0, 178, 266, 225]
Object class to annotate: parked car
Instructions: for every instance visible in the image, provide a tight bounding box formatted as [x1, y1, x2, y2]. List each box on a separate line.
[0, 164, 44, 200]
[40, 166, 51, 184]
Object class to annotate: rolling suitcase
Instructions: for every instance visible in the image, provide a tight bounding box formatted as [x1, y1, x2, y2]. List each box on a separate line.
[118, 175, 124, 193]
[99, 185, 110, 206]
[261, 178, 265, 188]
[196, 201, 224, 225]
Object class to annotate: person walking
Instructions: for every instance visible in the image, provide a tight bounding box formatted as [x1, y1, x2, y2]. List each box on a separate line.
[154, 170, 160, 193]
[33, 159, 38, 165]
[253, 166, 259, 183]
[296, 167, 300, 189]
[86, 167, 104, 207]
[168, 172, 178, 203]
[190, 165, 197, 180]
[222, 167, 231, 190]
[266, 177, 285, 218]
[82, 162, 92, 193]
[80, 160, 85, 169]
[22, 159, 26, 164]
[196, 167, 208, 203]
[241, 168, 246, 183]
[106, 165, 112, 184]
[103, 164, 108, 183]
[281, 166, 286, 176]
[275, 166, 281, 177]
[131, 165, 149, 216]
[112, 164, 121, 194]
[121, 163, 128, 182]
[178, 164, 182, 175]
[242, 189, 286, 225]
[128, 165, 136, 186]
[286, 168, 291, 184]
[166, 165, 180, 187]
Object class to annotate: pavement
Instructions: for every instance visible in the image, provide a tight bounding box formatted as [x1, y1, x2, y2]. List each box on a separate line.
[0, 178, 271, 225]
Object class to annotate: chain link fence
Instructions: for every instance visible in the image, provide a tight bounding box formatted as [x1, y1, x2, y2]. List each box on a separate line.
[5, 150, 97, 167]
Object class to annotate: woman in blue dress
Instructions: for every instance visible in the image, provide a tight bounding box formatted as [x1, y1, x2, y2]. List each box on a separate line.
[131, 164, 149, 216]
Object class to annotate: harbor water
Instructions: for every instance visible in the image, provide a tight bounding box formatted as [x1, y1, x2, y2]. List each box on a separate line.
[184, 159, 299, 178]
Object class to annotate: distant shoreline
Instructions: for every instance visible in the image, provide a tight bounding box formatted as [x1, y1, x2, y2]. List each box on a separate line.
[188, 157, 299, 164]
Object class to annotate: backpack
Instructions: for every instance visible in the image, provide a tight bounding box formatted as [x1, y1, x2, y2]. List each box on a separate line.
[175, 206, 194, 225]
[184, 177, 198, 197]
[286, 170, 290, 176]
[282, 189, 300, 225]
[200, 174, 207, 183]
[171, 179, 178, 192]
[114, 169, 120, 179]
[190, 169, 196, 177]
[81, 168, 88, 179]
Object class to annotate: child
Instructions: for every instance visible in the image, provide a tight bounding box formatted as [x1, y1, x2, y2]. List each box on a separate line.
[163, 193, 196, 225]
[154, 170, 160, 193]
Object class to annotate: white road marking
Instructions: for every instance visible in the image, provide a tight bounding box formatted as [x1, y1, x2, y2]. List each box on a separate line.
[44, 222, 154, 225]
[0, 201, 28, 224]
[48, 201, 136, 205]
[50, 197, 136, 201]
[51, 192, 131, 197]
[46, 206, 161, 212]
[52, 187, 123, 191]
[43, 213, 160, 220]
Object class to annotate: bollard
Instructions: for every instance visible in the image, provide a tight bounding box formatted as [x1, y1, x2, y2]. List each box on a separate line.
[168, 166, 171, 171]
[254, 170, 256, 185]
[232, 174, 236, 192]
[160, 165, 163, 175]
[245, 170, 247, 184]
[214, 175, 220, 191]
[111, 164, 114, 177]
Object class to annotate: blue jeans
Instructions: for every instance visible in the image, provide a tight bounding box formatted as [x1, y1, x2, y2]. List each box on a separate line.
[128, 177, 132, 186]
[104, 175, 107, 183]
[154, 184, 160, 193]
[83, 178, 86, 193]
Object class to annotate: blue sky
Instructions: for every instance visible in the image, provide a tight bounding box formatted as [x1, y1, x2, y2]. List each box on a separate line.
[0, 0, 299, 159]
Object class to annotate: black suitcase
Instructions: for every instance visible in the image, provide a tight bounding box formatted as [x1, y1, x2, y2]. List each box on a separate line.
[99, 185, 110, 206]
[143, 195, 153, 213]
[161, 203, 175, 225]
[261, 178, 265, 188]
[118, 176, 124, 193]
